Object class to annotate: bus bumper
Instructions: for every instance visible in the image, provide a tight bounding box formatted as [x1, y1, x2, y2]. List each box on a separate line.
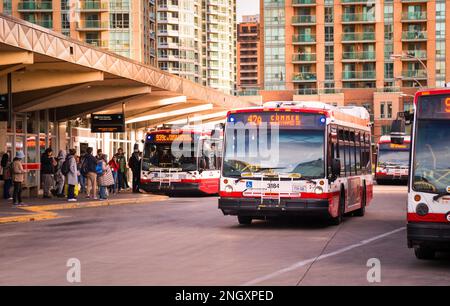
[407, 222, 450, 249]
[219, 197, 330, 217]
[141, 182, 200, 194]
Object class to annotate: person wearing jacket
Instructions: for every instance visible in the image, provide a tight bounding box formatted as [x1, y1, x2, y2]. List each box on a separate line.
[66, 149, 78, 202]
[1, 153, 12, 200]
[98, 154, 114, 200]
[41, 148, 56, 198]
[108, 155, 119, 195]
[55, 150, 66, 198]
[116, 148, 129, 192]
[81, 147, 98, 200]
[12, 151, 26, 206]
[128, 145, 141, 193]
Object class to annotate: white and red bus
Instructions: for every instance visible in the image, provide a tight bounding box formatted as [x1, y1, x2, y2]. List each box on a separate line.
[375, 135, 411, 185]
[219, 101, 373, 225]
[140, 127, 223, 195]
[407, 89, 450, 259]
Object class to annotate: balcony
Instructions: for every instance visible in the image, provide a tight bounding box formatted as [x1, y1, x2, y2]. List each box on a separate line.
[292, 34, 316, 44]
[85, 39, 108, 48]
[401, 0, 428, 2]
[402, 50, 428, 60]
[401, 31, 427, 41]
[342, 51, 376, 61]
[295, 88, 318, 95]
[401, 12, 427, 22]
[77, 1, 109, 11]
[292, 15, 317, 25]
[76, 20, 109, 31]
[342, 13, 376, 23]
[341, 32, 375, 42]
[342, 70, 376, 80]
[292, 53, 317, 62]
[402, 69, 427, 79]
[292, 0, 316, 6]
[293, 72, 317, 82]
[18, 1, 52, 11]
[341, 0, 373, 3]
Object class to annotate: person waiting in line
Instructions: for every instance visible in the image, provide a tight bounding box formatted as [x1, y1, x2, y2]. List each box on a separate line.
[41, 148, 57, 198]
[96, 149, 103, 161]
[98, 154, 114, 200]
[66, 149, 78, 202]
[1, 152, 12, 201]
[116, 148, 129, 192]
[76, 155, 85, 194]
[54, 150, 66, 198]
[12, 151, 27, 207]
[128, 145, 141, 193]
[108, 154, 119, 195]
[80, 147, 98, 200]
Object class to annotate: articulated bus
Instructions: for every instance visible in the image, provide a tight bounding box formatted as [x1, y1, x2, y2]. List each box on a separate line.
[140, 127, 223, 195]
[375, 135, 411, 185]
[219, 101, 373, 225]
[407, 89, 450, 259]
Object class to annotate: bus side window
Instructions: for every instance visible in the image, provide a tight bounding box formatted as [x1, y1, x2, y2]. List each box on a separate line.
[338, 128, 346, 177]
[355, 131, 361, 175]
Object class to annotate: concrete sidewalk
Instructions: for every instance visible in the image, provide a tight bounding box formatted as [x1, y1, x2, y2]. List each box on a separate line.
[0, 192, 168, 225]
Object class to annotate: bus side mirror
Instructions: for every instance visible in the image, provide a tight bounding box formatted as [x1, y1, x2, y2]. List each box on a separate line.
[332, 159, 341, 178]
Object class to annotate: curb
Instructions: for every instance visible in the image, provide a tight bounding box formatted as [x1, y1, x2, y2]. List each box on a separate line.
[0, 195, 168, 225]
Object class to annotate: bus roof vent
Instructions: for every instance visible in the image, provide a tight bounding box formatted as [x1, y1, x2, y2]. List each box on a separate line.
[337, 106, 370, 120]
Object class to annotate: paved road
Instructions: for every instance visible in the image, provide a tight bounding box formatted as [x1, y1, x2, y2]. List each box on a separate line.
[0, 185, 449, 285]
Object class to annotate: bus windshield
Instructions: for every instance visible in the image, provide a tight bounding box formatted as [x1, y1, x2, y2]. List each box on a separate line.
[412, 120, 450, 194]
[223, 129, 325, 179]
[378, 150, 409, 167]
[142, 142, 198, 171]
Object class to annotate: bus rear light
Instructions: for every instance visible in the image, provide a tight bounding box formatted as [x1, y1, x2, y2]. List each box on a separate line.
[223, 179, 228, 184]
[414, 195, 421, 202]
[446, 213, 450, 222]
[416, 203, 429, 216]
[319, 180, 325, 186]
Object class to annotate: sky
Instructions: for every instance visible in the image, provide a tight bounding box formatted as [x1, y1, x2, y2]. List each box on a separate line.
[237, 0, 260, 22]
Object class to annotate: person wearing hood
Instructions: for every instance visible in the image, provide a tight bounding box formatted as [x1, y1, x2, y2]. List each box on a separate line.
[1, 152, 12, 200]
[128, 144, 141, 193]
[66, 149, 78, 202]
[12, 151, 27, 206]
[55, 150, 66, 198]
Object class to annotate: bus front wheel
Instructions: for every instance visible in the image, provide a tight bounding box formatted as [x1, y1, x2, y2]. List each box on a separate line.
[414, 246, 435, 260]
[237, 215, 252, 225]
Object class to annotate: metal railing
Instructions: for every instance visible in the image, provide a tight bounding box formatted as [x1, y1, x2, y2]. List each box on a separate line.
[342, 71, 376, 80]
[342, 13, 376, 22]
[292, 15, 317, 24]
[293, 72, 317, 81]
[342, 51, 376, 60]
[292, 53, 317, 62]
[342, 32, 375, 41]
[292, 34, 316, 43]
[18, 1, 52, 10]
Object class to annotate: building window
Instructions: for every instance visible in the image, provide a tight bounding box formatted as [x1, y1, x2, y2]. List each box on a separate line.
[380, 102, 393, 119]
[325, 45, 334, 61]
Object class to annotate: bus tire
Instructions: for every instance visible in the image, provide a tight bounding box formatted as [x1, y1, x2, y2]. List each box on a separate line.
[354, 184, 366, 217]
[238, 215, 252, 225]
[414, 246, 435, 260]
[330, 188, 345, 226]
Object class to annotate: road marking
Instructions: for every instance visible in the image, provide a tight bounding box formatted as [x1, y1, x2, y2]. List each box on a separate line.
[243, 227, 406, 286]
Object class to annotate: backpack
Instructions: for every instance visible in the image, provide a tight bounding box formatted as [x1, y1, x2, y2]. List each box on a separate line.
[96, 161, 104, 175]
[80, 158, 89, 177]
[61, 158, 70, 176]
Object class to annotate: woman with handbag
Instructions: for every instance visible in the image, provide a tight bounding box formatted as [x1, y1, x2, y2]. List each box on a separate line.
[98, 154, 114, 201]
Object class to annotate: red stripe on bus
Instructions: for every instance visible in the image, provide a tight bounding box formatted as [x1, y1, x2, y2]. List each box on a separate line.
[219, 191, 340, 199]
[407, 213, 449, 223]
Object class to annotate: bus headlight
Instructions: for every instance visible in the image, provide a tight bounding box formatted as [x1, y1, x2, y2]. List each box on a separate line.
[314, 186, 323, 195]
[416, 203, 429, 216]
[225, 185, 233, 193]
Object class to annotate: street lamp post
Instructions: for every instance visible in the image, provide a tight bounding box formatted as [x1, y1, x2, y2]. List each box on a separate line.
[391, 53, 428, 89]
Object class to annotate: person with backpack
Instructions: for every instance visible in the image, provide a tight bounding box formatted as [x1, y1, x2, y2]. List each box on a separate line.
[98, 154, 114, 200]
[65, 149, 78, 202]
[116, 148, 129, 192]
[108, 155, 119, 195]
[1, 153, 12, 200]
[54, 150, 66, 198]
[12, 151, 27, 206]
[80, 147, 98, 200]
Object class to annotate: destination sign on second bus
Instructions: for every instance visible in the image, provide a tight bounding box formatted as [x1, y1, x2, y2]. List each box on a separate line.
[227, 112, 326, 129]
[148, 133, 193, 143]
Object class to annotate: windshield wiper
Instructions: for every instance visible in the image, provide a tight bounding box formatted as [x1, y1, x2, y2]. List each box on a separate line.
[433, 192, 450, 201]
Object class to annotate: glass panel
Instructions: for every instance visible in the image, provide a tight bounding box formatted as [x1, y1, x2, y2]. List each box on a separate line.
[26, 136, 38, 163]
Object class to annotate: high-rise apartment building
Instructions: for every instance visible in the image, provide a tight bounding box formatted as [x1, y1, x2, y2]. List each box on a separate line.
[260, 0, 450, 141]
[237, 14, 262, 95]
[0, 0, 157, 65]
[156, 0, 237, 94]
